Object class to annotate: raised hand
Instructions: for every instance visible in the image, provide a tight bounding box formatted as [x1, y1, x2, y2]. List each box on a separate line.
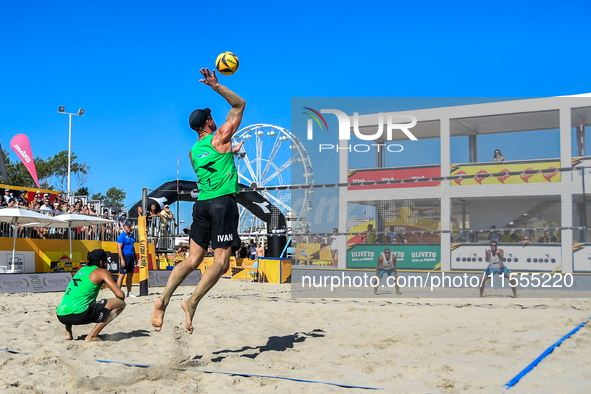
[199, 68, 219, 87]
[232, 140, 244, 155]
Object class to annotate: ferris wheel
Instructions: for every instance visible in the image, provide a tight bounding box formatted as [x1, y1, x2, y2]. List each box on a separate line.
[232, 124, 314, 235]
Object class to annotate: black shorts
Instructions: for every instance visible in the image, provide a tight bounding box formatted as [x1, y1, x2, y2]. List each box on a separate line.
[119, 254, 136, 275]
[57, 299, 111, 325]
[190, 194, 240, 252]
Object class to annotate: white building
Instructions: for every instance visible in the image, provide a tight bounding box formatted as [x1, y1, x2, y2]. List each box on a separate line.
[335, 95, 591, 273]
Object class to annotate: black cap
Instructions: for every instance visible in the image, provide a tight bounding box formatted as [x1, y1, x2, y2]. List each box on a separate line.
[124, 221, 132, 227]
[189, 108, 211, 131]
[88, 249, 108, 264]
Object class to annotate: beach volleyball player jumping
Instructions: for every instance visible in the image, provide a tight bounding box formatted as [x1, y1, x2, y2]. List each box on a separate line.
[152, 67, 245, 333]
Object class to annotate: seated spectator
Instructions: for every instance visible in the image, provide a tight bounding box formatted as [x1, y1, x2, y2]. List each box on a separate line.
[16, 190, 28, 206]
[538, 237, 544, 243]
[488, 226, 501, 243]
[493, 149, 504, 162]
[3, 189, 12, 204]
[33, 191, 43, 208]
[542, 236, 549, 243]
[510, 231, 523, 242]
[501, 230, 512, 243]
[521, 236, 531, 245]
[550, 236, 558, 243]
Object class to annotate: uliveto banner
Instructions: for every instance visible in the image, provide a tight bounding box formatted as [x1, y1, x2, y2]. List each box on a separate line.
[347, 244, 440, 269]
[10, 134, 39, 188]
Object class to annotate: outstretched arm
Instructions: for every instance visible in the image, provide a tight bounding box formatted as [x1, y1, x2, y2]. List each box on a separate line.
[199, 68, 246, 144]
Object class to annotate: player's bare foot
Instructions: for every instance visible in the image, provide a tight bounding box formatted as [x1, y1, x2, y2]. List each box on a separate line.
[181, 299, 197, 334]
[85, 335, 102, 342]
[65, 325, 73, 340]
[152, 298, 166, 331]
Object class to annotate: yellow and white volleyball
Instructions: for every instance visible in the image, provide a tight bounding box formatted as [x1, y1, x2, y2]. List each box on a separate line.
[215, 52, 239, 75]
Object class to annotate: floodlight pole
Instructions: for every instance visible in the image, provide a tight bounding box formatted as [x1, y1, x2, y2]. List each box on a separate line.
[68, 113, 72, 203]
[58, 107, 84, 203]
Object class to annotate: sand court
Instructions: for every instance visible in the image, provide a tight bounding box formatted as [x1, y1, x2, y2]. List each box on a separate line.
[1, 280, 590, 393]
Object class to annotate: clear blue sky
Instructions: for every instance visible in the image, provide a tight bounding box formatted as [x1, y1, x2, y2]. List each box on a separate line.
[1, 0, 590, 207]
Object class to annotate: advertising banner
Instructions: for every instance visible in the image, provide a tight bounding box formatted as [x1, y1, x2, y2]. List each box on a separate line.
[295, 243, 334, 263]
[573, 244, 591, 272]
[148, 269, 202, 287]
[347, 244, 440, 269]
[450, 244, 561, 271]
[138, 216, 148, 295]
[0, 272, 72, 293]
[450, 159, 561, 186]
[348, 165, 441, 190]
[1, 250, 36, 273]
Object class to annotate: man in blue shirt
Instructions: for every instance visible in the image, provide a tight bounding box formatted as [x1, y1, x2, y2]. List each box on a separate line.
[116, 221, 137, 297]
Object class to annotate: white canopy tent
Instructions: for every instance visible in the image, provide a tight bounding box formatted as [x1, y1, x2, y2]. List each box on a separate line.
[24, 213, 115, 262]
[0, 208, 66, 273]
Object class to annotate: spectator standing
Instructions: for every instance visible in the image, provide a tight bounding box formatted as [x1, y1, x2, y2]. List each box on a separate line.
[238, 242, 249, 258]
[366, 224, 377, 244]
[249, 241, 256, 260]
[493, 149, 504, 162]
[148, 203, 163, 248]
[256, 242, 265, 259]
[160, 204, 174, 241]
[330, 228, 338, 266]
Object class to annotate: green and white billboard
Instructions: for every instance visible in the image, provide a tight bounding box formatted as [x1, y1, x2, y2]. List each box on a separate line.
[347, 244, 440, 269]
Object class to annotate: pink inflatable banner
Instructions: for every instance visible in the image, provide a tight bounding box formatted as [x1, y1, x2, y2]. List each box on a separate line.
[10, 134, 39, 188]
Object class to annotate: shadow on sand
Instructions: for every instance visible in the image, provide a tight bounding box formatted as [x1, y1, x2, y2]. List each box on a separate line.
[79, 329, 151, 342]
[195, 329, 325, 363]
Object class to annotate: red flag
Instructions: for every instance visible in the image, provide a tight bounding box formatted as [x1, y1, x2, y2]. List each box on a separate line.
[10, 134, 39, 188]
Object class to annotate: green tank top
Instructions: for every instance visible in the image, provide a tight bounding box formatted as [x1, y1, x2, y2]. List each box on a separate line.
[189, 134, 239, 200]
[56, 265, 101, 316]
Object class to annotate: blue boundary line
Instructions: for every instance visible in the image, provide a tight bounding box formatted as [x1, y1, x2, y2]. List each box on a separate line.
[1, 349, 382, 390]
[504, 315, 591, 390]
